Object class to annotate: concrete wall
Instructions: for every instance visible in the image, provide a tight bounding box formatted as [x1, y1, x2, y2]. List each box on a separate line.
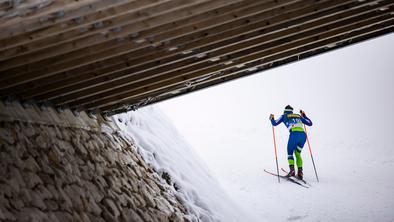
[0, 102, 195, 222]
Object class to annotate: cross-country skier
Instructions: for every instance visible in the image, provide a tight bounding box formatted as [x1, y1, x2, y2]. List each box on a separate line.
[269, 105, 313, 180]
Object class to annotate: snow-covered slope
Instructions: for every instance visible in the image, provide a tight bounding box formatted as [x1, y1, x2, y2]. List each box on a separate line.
[109, 34, 394, 222]
[158, 34, 394, 221]
[113, 107, 256, 222]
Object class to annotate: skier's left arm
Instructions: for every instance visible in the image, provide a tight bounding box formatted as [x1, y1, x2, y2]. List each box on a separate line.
[300, 110, 313, 126]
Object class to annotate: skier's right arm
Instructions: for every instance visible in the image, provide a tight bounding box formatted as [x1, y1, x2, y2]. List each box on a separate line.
[270, 115, 283, 126]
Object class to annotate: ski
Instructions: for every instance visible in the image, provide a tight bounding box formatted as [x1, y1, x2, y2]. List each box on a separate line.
[281, 168, 312, 187]
[264, 169, 309, 188]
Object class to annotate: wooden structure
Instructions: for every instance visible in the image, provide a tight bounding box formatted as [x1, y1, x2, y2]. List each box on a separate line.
[0, 0, 393, 116]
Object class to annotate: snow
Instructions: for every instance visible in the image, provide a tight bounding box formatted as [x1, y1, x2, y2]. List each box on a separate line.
[113, 107, 255, 222]
[158, 33, 394, 221]
[109, 34, 394, 222]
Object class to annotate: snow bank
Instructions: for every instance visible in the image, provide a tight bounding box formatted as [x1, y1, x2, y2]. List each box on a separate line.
[113, 106, 254, 222]
[159, 33, 394, 222]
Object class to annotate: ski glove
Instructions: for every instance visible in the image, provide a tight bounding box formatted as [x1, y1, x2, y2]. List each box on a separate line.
[300, 110, 306, 117]
[269, 114, 274, 120]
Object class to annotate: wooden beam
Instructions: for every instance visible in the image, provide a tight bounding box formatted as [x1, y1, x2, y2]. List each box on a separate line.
[61, 10, 394, 109]
[1, 0, 392, 116]
[25, 0, 340, 100]
[1, 0, 353, 95]
[0, 0, 263, 77]
[0, 0, 129, 38]
[33, 0, 390, 104]
[99, 20, 394, 114]
[0, 0, 284, 88]
[0, 0, 223, 66]
[78, 15, 394, 110]
[1, 0, 170, 50]
[105, 24, 394, 115]
[39, 0, 376, 87]
[0, 0, 91, 26]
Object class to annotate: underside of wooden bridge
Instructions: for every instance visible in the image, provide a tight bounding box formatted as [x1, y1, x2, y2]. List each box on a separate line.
[0, 0, 393, 116]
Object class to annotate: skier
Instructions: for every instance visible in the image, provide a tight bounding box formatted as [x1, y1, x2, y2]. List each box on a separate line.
[269, 105, 312, 180]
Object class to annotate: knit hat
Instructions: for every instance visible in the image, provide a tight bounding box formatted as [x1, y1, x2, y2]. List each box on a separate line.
[284, 105, 293, 113]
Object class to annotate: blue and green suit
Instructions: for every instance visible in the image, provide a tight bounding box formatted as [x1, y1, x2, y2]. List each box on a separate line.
[270, 113, 313, 167]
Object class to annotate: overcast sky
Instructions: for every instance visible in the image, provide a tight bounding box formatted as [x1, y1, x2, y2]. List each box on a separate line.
[158, 33, 394, 179]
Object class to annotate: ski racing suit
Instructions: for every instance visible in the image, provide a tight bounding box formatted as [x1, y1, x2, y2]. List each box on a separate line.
[271, 113, 313, 168]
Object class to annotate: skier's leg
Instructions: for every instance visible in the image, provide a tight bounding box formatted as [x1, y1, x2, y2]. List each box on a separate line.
[295, 132, 307, 179]
[295, 148, 303, 168]
[287, 133, 297, 176]
[295, 149, 303, 179]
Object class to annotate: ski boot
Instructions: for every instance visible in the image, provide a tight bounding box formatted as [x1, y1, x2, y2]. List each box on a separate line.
[286, 165, 295, 177]
[297, 167, 303, 180]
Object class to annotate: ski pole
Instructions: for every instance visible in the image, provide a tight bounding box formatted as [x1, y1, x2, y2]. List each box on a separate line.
[304, 125, 319, 182]
[271, 125, 280, 183]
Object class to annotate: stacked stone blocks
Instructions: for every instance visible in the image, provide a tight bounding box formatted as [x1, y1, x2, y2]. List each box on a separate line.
[0, 102, 194, 222]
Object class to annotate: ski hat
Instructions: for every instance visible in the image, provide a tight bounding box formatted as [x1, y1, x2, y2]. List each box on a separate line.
[284, 105, 293, 113]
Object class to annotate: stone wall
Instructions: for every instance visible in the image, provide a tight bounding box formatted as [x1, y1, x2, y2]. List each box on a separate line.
[0, 102, 195, 222]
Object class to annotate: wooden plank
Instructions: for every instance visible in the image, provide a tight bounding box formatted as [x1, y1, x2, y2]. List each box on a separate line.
[14, 0, 378, 103]
[76, 14, 394, 110]
[33, 0, 390, 104]
[0, 0, 56, 21]
[60, 10, 394, 109]
[0, 0, 276, 86]
[1, 0, 262, 77]
[0, 0, 301, 95]
[21, 0, 336, 100]
[2, 1, 348, 93]
[98, 20, 394, 114]
[103, 23, 394, 115]
[32, 0, 368, 91]
[0, 0, 129, 38]
[0, 0, 217, 65]
[1, 0, 170, 49]
[1, 0, 90, 25]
